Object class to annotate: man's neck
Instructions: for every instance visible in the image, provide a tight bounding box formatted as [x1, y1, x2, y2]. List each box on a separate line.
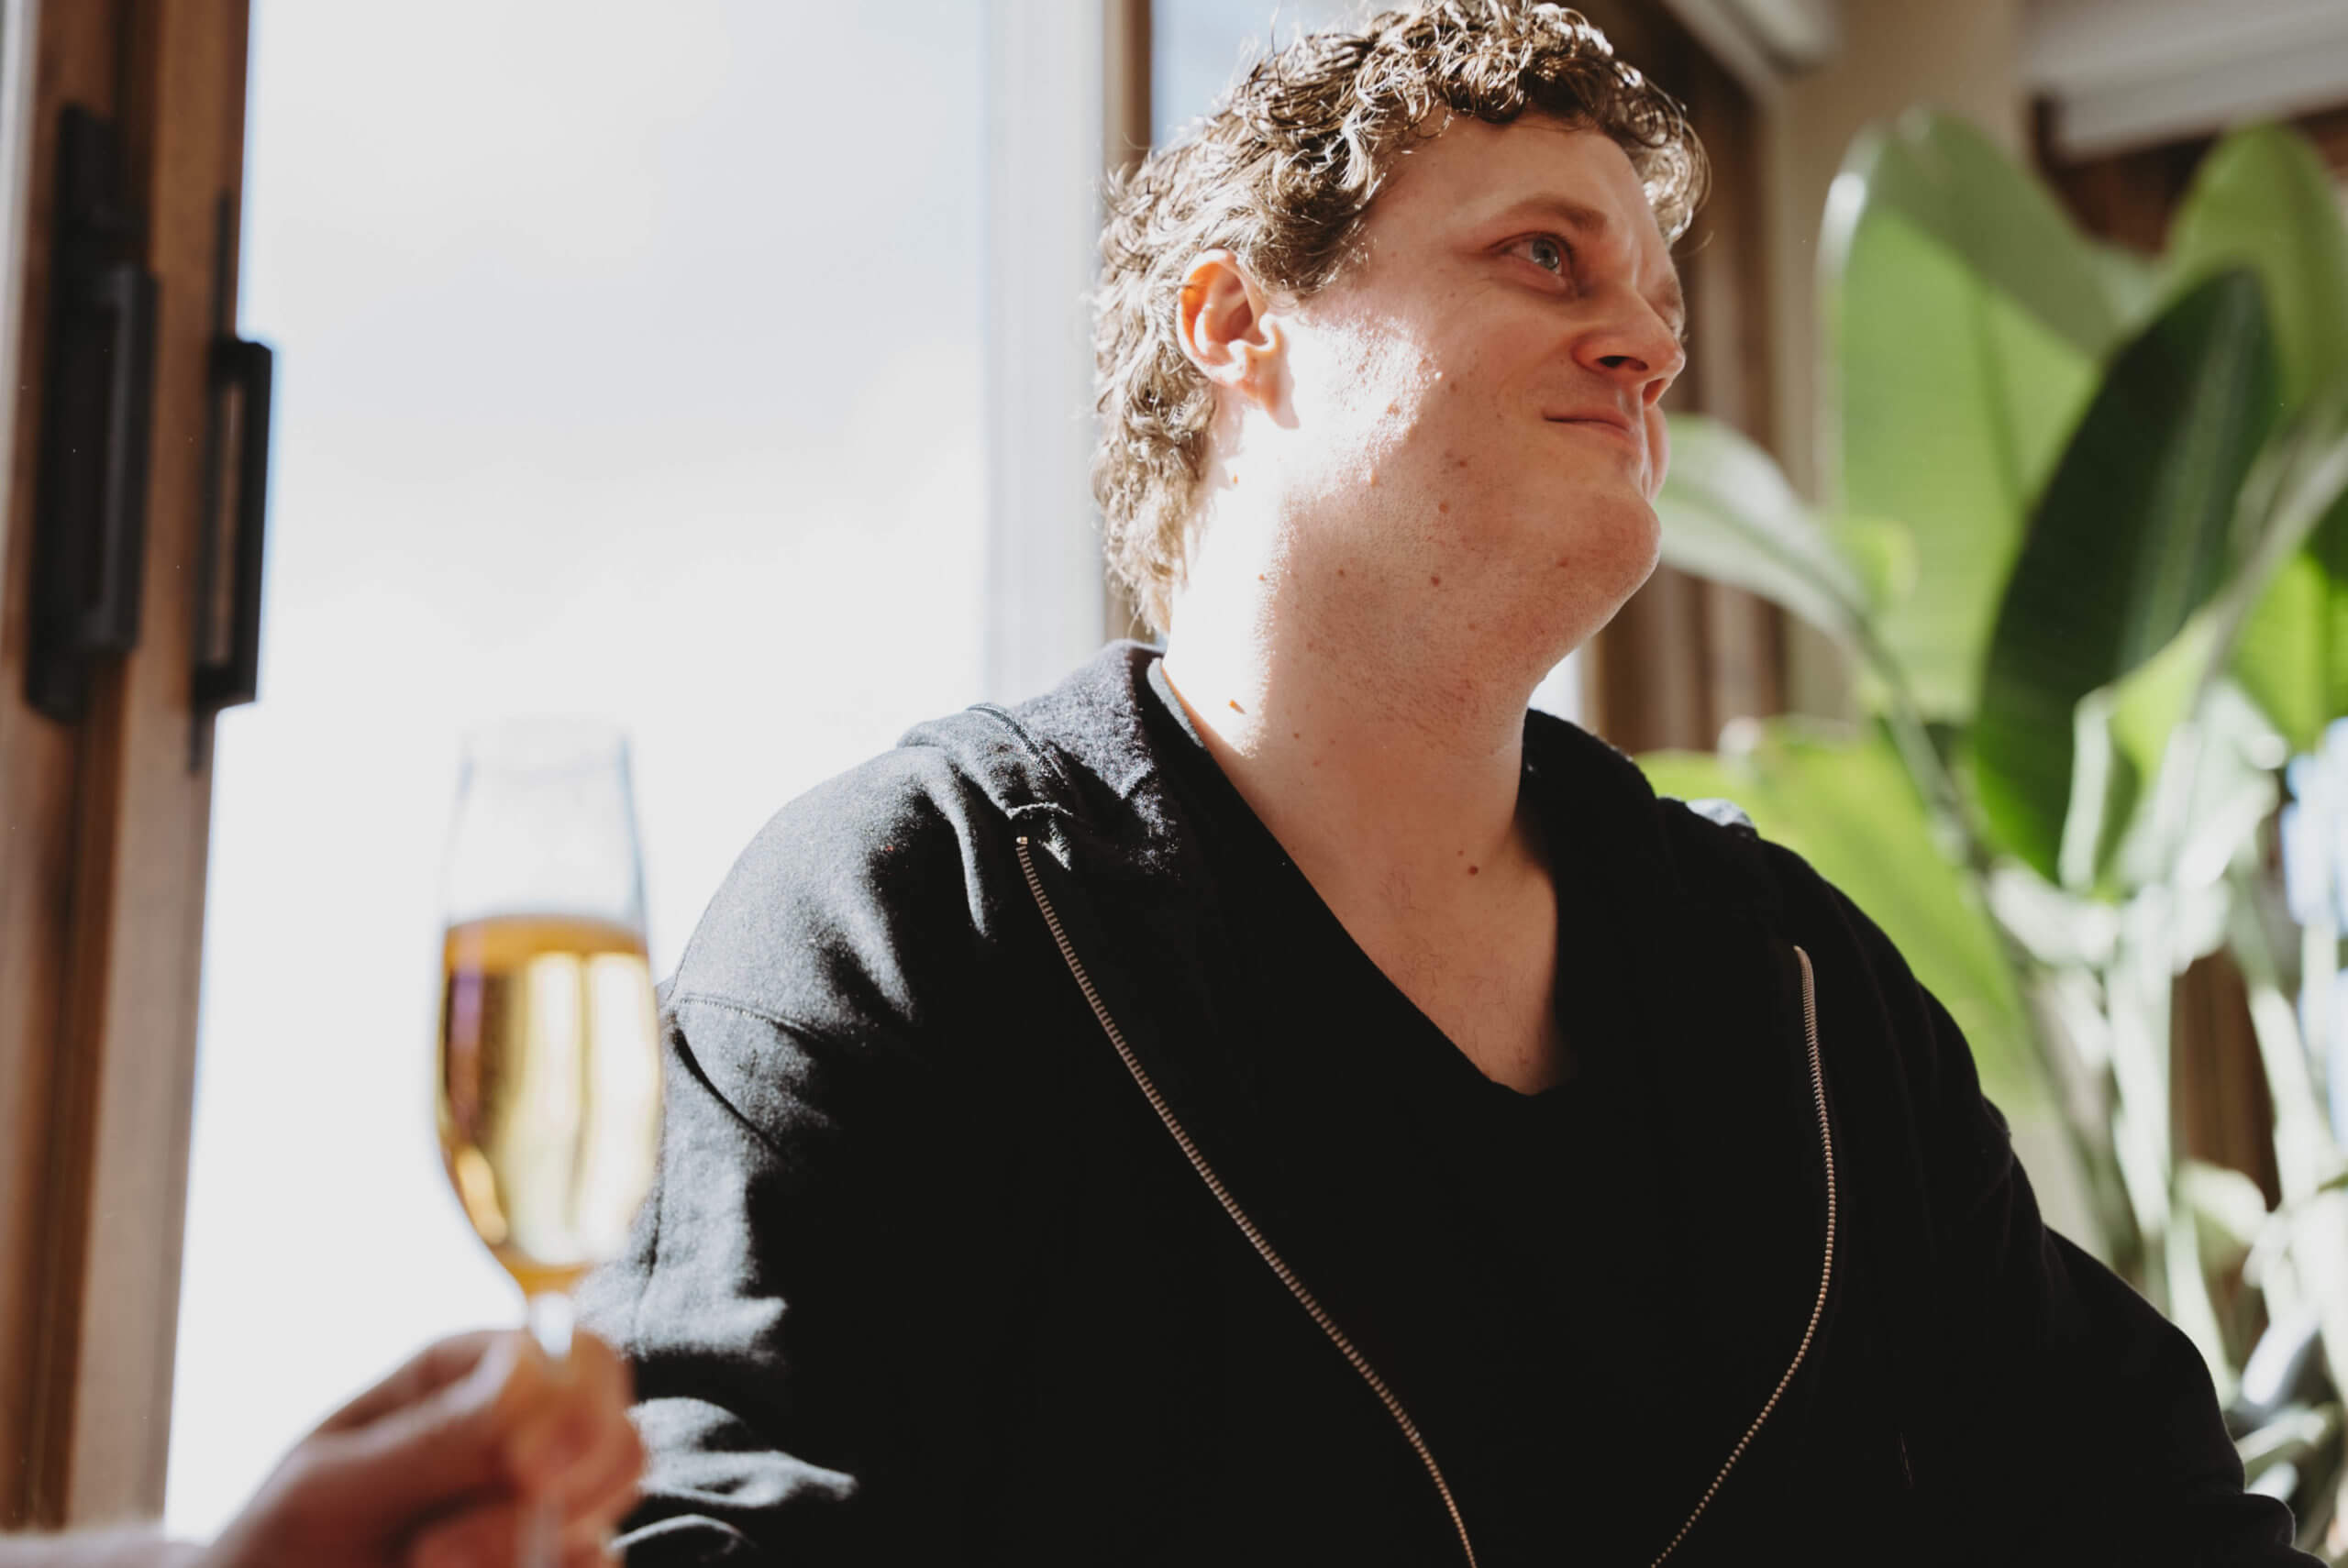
[1157, 510, 1587, 1090]
[1158, 588, 1553, 932]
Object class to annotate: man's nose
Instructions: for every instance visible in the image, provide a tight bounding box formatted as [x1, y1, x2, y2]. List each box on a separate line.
[1582, 304, 1686, 403]
[1587, 340, 1680, 399]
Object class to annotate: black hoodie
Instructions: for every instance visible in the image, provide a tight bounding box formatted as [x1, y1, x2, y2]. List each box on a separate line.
[579, 643, 2312, 1566]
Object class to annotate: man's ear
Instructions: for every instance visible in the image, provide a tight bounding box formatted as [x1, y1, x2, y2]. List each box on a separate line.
[1177, 249, 1283, 414]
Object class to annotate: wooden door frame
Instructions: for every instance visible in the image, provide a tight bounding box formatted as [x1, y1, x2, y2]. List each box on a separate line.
[0, 0, 253, 1528]
[1102, 0, 1149, 643]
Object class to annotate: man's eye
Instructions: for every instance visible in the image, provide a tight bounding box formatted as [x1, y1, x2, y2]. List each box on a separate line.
[1514, 235, 1569, 274]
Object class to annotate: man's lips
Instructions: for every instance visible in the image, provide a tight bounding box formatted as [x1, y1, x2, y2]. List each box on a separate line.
[1545, 412, 1644, 460]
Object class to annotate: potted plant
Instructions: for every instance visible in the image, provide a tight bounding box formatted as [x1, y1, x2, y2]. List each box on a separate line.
[1640, 109, 2348, 1554]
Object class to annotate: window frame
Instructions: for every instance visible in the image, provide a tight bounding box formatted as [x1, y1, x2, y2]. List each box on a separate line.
[0, 0, 254, 1527]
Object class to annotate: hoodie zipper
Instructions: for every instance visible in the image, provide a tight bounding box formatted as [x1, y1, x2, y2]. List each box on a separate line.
[1643, 942, 1838, 1565]
[1013, 837, 1836, 1568]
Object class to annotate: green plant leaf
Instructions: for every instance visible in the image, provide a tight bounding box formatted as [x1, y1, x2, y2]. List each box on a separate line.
[1825, 513, 1920, 615]
[1827, 108, 2143, 357]
[2058, 617, 2222, 895]
[1822, 111, 2113, 719]
[2162, 127, 2348, 763]
[1972, 270, 2280, 881]
[2166, 124, 2348, 423]
[2179, 1157, 2273, 1272]
[1639, 722, 2035, 1102]
[2066, 386, 2348, 890]
[2058, 683, 2142, 896]
[1652, 414, 1871, 643]
[2062, 673, 2278, 944]
[2235, 553, 2335, 754]
[2235, 1401, 2340, 1481]
[2232, 379, 2348, 756]
[2157, 682, 2285, 898]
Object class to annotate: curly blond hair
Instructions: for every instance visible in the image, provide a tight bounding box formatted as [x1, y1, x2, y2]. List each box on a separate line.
[1092, 1, 1706, 633]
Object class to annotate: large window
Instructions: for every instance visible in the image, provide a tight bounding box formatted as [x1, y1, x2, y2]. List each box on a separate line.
[165, 0, 985, 1535]
[1153, 0, 1362, 145]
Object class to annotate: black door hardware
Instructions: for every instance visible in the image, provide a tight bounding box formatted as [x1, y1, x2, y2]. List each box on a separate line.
[26, 105, 157, 724]
[194, 190, 272, 728]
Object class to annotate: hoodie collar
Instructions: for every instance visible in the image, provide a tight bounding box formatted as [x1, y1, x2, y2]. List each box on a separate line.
[913, 640, 1702, 911]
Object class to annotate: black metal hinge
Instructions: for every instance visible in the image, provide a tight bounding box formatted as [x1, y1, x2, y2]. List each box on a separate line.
[193, 187, 272, 734]
[26, 104, 157, 724]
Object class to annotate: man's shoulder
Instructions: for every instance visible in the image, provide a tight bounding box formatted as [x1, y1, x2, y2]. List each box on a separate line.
[668, 742, 1002, 1036]
[1523, 706, 1811, 926]
[669, 645, 1166, 1034]
[1520, 709, 1938, 1021]
[1640, 777, 1911, 982]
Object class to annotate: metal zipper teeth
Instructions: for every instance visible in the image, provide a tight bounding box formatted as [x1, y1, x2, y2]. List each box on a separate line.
[1014, 835, 1482, 1568]
[1016, 836, 1837, 1568]
[1645, 942, 1838, 1568]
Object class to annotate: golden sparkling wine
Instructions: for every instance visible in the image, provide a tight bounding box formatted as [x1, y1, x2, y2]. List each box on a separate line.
[437, 913, 663, 1297]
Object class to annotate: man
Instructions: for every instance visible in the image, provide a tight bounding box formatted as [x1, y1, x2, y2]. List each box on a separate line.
[581, 4, 2314, 1563]
[1, 1328, 642, 1568]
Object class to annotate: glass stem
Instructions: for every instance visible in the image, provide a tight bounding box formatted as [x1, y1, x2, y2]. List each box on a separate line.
[521, 1290, 575, 1568]
[527, 1288, 575, 1364]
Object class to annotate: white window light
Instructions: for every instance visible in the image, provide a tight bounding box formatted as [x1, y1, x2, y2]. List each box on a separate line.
[980, 0, 1112, 705]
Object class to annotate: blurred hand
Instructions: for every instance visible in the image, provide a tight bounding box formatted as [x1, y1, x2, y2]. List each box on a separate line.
[193, 1328, 641, 1568]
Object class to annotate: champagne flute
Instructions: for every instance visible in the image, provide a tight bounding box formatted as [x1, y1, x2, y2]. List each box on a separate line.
[435, 718, 662, 1564]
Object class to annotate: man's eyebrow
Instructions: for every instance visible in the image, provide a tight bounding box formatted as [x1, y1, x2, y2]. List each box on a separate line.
[1488, 195, 1689, 338]
[1495, 193, 1612, 238]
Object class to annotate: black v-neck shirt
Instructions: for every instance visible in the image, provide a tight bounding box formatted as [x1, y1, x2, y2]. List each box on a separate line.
[1139, 659, 1714, 1564]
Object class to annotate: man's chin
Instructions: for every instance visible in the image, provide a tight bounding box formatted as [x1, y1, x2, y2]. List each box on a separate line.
[1532, 488, 1659, 570]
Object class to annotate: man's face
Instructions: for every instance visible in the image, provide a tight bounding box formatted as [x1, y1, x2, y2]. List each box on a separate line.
[1232, 115, 1687, 662]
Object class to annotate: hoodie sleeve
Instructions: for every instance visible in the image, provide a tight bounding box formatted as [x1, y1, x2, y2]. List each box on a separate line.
[1802, 864, 2319, 1566]
[574, 749, 1030, 1565]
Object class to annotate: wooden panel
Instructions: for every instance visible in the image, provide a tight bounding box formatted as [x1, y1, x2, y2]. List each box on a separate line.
[2302, 104, 2348, 174]
[1102, 0, 1151, 642]
[1103, 0, 1148, 178]
[1678, 22, 1783, 732]
[0, 0, 250, 1527]
[2174, 948, 2280, 1366]
[1585, 562, 1715, 754]
[0, 0, 127, 1528]
[2032, 97, 2202, 253]
[64, 0, 248, 1521]
[2174, 951, 2280, 1209]
[1704, 575, 1784, 728]
[2036, 96, 2348, 254]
